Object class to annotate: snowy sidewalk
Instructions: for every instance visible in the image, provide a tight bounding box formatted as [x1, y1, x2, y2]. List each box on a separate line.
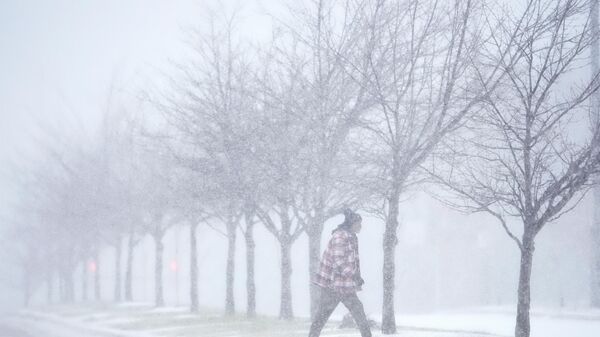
[5, 304, 500, 337]
[395, 307, 600, 337]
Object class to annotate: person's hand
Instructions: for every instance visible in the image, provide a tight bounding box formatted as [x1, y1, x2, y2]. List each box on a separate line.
[355, 275, 365, 286]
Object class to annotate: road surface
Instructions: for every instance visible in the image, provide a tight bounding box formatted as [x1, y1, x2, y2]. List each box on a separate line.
[0, 315, 118, 337]
[0, 322, 33, 337]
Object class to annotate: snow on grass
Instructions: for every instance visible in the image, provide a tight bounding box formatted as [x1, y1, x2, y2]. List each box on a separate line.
[14, 304, 600, 337]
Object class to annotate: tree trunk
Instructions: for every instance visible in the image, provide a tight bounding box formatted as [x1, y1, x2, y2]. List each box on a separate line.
[515, 236, 535, 337]
[154, 232, 165, 307]
[69, 269, 76, 302]
[59, 270, 65, 303]
[65, 266, 75, 303]
[590, 0, 600, 309]
[114, 237, 122, 302]
[125, 232, 135, 302]
[593, 184, 600, 307]
[94, 251, 101, 301]
[225, 220, 236, 316]
[307, 215, 324, 321]
[279, 237, 294, 320]
[244, 214, 256, 318]
[23, 266, 31, 307]
[190, 223, 199, 313]
[82, 259, 88, 301]
[59, 267, 75, 303]
[46, 268, 53, 305]
[382, 187, 400, 334]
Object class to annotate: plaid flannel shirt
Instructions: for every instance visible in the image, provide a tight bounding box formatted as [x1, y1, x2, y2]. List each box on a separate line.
[313, 228, 362, 294]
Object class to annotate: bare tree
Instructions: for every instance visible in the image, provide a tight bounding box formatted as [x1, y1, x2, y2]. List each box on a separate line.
[252, 37, 337, 320]
[271, 0, 381, 318]
[169, 152, 219, 313]
[110, 113, 146, 303]
[1, 214, 47, 307]
[430, 1, 600, 336]
[30, 138, 97, 304]
[137, 146, 183, 307]
[97, 100, 143, 304]
[158, 8, 259, 315]
[353, 0, 495, 332]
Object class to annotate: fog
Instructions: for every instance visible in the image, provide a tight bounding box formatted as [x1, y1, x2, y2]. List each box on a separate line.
[39, 193, 591, 315]
[1, 1, 599, 337]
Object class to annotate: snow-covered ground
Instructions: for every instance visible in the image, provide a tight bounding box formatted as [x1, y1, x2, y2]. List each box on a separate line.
[395, 306, 600, 337]
[2, 305, 599, 337]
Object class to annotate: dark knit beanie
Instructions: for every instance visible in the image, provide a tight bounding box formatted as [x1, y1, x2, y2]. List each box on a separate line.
[343, 208, 362, 225]
[332, 208, 362, 234]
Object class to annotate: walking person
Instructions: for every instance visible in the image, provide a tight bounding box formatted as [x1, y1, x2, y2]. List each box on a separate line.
[308, 209, 372, 337]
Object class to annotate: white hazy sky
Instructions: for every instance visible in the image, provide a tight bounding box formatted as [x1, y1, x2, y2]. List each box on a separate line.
[0, 0, 282, 150]
[0, 0, 281, 211]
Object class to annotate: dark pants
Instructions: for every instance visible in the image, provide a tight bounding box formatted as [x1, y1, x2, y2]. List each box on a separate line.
[308, 287, 372, 337]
